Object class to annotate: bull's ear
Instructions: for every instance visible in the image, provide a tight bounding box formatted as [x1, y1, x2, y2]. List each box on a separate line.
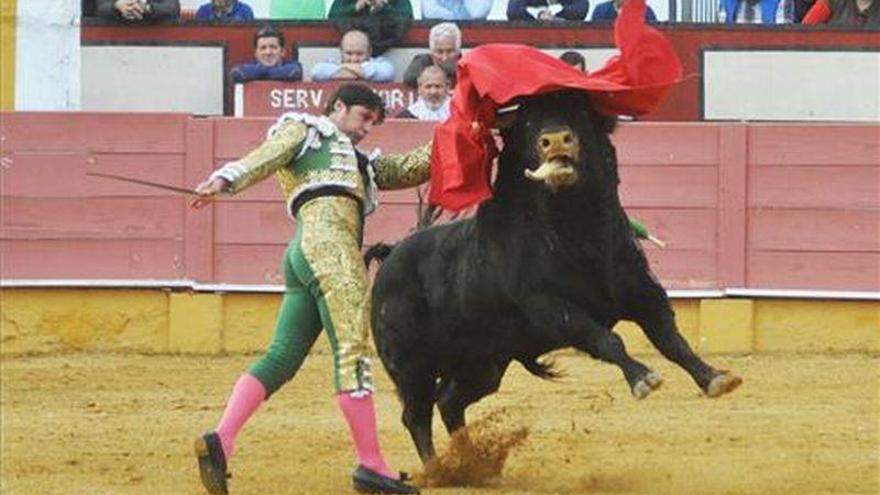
[494, 104, 520, 130]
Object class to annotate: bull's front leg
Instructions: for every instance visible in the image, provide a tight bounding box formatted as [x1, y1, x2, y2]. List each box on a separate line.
[619, 272, 742, 398]
[521, 294, 663, 399]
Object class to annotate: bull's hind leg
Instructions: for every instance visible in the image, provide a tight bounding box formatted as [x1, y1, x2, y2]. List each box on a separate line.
[524, 295, 660, 399]
[622, 276, 742, 397]
[396, 371, 439, 463]
[436, 359, 510, 435]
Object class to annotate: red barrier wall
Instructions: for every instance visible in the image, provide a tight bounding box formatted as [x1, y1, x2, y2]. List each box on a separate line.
[2, 113, 877, 291]
[81, 22, 880, 120]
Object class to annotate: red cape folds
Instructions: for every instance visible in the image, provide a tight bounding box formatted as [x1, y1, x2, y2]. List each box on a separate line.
[428, 0, 682, 211]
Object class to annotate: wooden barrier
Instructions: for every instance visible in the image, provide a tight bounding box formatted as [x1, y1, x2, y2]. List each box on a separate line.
[1, 112, 878, 291]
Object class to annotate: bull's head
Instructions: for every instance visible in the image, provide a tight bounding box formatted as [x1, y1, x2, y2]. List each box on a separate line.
[524, 126, 581, 191]
[497, 90, 617, 195]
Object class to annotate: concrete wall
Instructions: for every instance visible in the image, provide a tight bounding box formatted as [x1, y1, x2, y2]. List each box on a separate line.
[14, 0, 80, 110]
[1, 289, 876, 355]
[81, 45, 225, 115]
[704, 50, 880, 122]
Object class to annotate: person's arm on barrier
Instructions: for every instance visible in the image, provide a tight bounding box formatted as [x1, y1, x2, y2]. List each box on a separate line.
[231, 62, 271, 83]
[556, 0, 589, 20]
[144, 0, 181, 19]
[507, 0, 537, 20]
[464, 0, 493, 19]
[362, 57, 396, 83]
[266, 61, 304, 81]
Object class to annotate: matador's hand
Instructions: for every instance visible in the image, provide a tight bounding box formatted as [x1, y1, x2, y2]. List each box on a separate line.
[189, 177, 230, 209]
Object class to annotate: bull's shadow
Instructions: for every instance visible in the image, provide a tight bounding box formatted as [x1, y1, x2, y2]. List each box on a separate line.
[368, 90, 742, 464]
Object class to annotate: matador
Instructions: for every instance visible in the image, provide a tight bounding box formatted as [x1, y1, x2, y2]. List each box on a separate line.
[191, 83, 428, 495]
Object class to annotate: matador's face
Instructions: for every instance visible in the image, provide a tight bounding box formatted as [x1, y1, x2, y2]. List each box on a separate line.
[332, 103, 380, 145]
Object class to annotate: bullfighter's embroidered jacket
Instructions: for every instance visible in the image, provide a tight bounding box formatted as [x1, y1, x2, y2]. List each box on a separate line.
[210, 112, 431, 216]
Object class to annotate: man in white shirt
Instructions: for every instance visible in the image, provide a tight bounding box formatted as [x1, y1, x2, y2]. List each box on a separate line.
[311, 29, 396, 82]
[395, 66, 451, 121]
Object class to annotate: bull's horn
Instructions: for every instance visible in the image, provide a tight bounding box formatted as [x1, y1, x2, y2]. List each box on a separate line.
[524, 160, 578, 188]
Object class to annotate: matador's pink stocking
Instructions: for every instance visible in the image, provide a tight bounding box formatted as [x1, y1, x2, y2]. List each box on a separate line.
[337, 391, 396, 479]
[216, 373, 266, 458]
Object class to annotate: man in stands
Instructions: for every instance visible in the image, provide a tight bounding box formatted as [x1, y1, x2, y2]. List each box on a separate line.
[195, 0, 255, 21]
[230, 26, 304, 83]
[507, 0, 589, 21]
[559, 50, 586, 71]
[328, 0, 413, 18]
[402, 22, 461, 89]
[96, 0, 180, 21]
[421, 0, 493, 19]
[719, 0, 790, 23]
[311, 29, 396, 82]
[801, 0, 878, 24]
[591, 0, 657, 20]
[396, 65, 451, 121]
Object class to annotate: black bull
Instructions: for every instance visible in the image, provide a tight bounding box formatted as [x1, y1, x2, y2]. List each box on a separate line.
[367, 91, 742, 463]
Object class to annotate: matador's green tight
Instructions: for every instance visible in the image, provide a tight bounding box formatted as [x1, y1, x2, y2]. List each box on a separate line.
[248, 196, 373, 396]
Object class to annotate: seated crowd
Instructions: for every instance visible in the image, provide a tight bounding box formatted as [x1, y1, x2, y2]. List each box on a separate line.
[85, 0, 876, 121]
[88, 0, 879, 24]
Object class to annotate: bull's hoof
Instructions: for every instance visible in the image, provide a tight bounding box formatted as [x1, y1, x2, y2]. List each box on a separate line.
[705, 372, 742, 398]
[631, 371, 663, 399]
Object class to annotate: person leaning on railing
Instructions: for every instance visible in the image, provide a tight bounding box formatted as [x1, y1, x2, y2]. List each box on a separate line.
[801, 0, 878, 23]
[402, 22, 461, 89]
[96, 0, 180, 22]
[230, 26, 304, 83]
[195, 0, 255, 21]
[311, 29, 396, 82]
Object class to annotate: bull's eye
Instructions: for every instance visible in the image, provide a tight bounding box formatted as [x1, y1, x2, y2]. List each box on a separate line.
[563, 134, 572, 144]
[540, 138, 551, 148]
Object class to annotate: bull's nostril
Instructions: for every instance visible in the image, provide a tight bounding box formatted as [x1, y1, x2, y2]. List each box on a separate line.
[541, 138, 551, 148]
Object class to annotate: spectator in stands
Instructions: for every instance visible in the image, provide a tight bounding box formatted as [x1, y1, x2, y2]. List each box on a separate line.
[801, 0, 878, 23]
[270, 0, 326, 18]
[421, 0, 493, 19]
[83, 0, 98, 16]
[793, 0, 816, 20]
[311, 29, 396, 82]
[719, 0, 790, 23]
[230, 27, 303, 83]
[559, 50, 586, 71]
[195, 0, 254, 20]
[328, 0, 413, 18]
[591, 0, 657, 20]
[507, 0, 589, 21]
[403, 22, 461, 89]
[96, 0, 180, 21]
[396, 66, 451, 120]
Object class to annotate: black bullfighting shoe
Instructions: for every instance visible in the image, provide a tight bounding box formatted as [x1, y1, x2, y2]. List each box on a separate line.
[352, 465, 420, 494]
[194, 431, 230, 495]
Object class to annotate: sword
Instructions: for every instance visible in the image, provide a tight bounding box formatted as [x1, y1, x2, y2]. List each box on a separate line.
[86, 172, 199, 196]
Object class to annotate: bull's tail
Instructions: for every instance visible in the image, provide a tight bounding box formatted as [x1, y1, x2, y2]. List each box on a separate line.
[363, 242, 395, 268]
[519, 356, 563, 380]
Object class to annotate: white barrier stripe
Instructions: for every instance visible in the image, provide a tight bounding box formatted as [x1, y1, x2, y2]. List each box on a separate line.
[1, 280, 877, 300]
[0, 279, 195, 289]
[724, 288, 880, 301]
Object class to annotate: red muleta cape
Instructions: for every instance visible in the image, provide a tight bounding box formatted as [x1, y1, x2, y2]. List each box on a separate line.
[428, 0, 683, 211]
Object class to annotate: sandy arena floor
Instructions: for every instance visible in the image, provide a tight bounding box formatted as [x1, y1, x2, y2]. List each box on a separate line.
[1, 350, 877, 495]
